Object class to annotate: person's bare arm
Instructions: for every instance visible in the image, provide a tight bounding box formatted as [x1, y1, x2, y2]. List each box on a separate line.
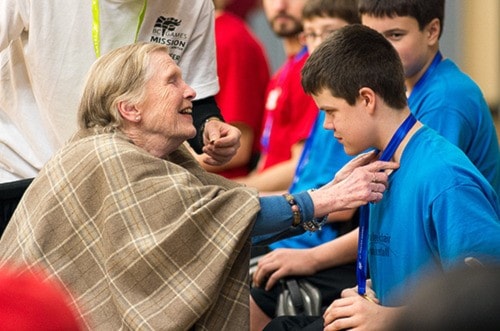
[310, 227, 358, 270]
[235, 141, 305, 192]
[253, 228, 359, 290]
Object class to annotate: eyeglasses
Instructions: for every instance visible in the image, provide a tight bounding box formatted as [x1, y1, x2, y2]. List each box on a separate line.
[300, 29, 338, 42]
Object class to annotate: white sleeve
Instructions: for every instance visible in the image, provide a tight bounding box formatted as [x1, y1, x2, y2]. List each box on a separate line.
[0, 0, 29, 51]
[177, 0, 219, 100]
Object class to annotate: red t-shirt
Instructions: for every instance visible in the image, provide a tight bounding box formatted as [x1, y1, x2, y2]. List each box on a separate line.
[226, 0, 258, 19]
[258, 48, 318, 171]
[215, 12, 270, 178]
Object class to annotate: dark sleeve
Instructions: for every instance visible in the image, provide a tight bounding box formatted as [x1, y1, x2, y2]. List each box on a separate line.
[187, 96, 225, 154]
[251, 191, 314, 244]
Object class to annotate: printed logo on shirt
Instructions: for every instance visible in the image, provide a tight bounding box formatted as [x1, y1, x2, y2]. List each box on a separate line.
[369, 233, 391, 257]
[149, 16, 188, 62]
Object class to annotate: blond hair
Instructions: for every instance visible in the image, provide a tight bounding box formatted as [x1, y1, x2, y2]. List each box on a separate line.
[78, 42, 169, 130]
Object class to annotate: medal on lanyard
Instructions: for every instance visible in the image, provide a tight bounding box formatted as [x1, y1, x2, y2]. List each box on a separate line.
[91, 0, 148, 58]
[356, 113, 417, 297]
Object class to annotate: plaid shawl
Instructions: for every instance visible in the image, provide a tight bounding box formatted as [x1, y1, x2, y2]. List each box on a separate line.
[0, 129, 260, 330]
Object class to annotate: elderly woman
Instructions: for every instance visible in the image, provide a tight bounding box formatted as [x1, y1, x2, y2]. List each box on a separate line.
[0, 42, 397, 330]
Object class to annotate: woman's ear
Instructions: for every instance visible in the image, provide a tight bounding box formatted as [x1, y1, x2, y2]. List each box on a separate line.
[117, 101, 141, 122]
[359, 87, 376, 114]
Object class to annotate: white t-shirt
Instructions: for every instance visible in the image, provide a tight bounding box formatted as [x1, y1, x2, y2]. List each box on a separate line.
[0, 0, 218, 182]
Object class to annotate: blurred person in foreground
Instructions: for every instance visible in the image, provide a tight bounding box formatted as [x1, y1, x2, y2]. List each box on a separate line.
[389, 263, 500, 331]
[0, 265, 81, 331]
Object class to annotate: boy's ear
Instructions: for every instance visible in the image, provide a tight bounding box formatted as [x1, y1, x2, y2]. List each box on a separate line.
[117, 101, 141, 123]
[426, 18, 441, 46]
[359, 87, 376, 114]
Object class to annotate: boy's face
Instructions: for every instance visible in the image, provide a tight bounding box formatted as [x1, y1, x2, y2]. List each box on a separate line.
[301, 16, 350, 53]
[361, 15, 436, 84]
[313, 88, 373, 155]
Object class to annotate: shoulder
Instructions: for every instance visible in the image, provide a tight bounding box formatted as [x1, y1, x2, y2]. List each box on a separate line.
[146, 0, 214, 29]
[434, 59, 484, 96]
[415, 59, 489, 120]
[405, 127, 488, 187]
[58, 129, 159, 172]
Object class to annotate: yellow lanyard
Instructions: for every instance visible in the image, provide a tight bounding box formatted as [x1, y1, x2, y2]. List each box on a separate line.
[91, 0, 148, 58]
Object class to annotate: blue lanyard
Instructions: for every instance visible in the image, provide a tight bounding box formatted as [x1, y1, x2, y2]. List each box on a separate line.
[289, 114, 319, 192]
[356, 113, 417, 295]
[408, 51, 442, 104]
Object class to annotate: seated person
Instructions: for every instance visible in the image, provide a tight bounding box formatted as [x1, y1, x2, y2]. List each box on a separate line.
[264, 24, 500, 331]
[0, 42, 398, 330]
[233, 0, 319, 192]
[250, 0, 362, 329]
[359, 0, 499, 193]
[253, 0, 500, 327]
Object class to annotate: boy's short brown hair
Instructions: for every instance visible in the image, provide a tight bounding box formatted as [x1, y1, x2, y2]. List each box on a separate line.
[302, 0, 361, 25]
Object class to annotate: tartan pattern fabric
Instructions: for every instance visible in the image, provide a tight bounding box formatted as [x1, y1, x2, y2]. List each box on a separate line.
[0, 128, 260, 330]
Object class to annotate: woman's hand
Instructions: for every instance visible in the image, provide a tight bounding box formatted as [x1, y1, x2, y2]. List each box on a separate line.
[329, 151, 391, 185]
[310, 154, 399, 215]
[201, 120, 241, 166]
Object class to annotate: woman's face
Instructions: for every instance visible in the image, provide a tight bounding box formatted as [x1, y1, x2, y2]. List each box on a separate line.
[137, 51, 197, 150]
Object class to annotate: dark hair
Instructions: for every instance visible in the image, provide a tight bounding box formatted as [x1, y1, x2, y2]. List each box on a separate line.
[301, 24, 407, 109]
[358, 0, 445, 38]
[302, 0, 361, 25]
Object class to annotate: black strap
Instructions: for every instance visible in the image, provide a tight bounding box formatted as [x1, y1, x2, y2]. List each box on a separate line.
[286, 279, 304, 314]
[187, 96, 224, 154]
[0, 178, 34, 238]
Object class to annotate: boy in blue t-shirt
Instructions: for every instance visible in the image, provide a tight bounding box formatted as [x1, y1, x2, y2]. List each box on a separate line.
[250, 1, 362, 329]
[265, 23, 500, 331]
[360, 0, 500, 194]
[256, 1, 500, 329]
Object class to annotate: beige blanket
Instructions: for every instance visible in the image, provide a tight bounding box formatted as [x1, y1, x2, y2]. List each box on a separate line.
[0, 128, 260, 330]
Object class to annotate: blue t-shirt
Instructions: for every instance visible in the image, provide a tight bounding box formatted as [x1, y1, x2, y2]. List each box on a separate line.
[269, 111, 355, 249]
[408, 55, 500, 194]
[369, 126, 500, 307]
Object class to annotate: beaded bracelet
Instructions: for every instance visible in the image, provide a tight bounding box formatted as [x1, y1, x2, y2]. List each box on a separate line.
[302, 215, 328, 232]
[283, 193, 302, 227]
